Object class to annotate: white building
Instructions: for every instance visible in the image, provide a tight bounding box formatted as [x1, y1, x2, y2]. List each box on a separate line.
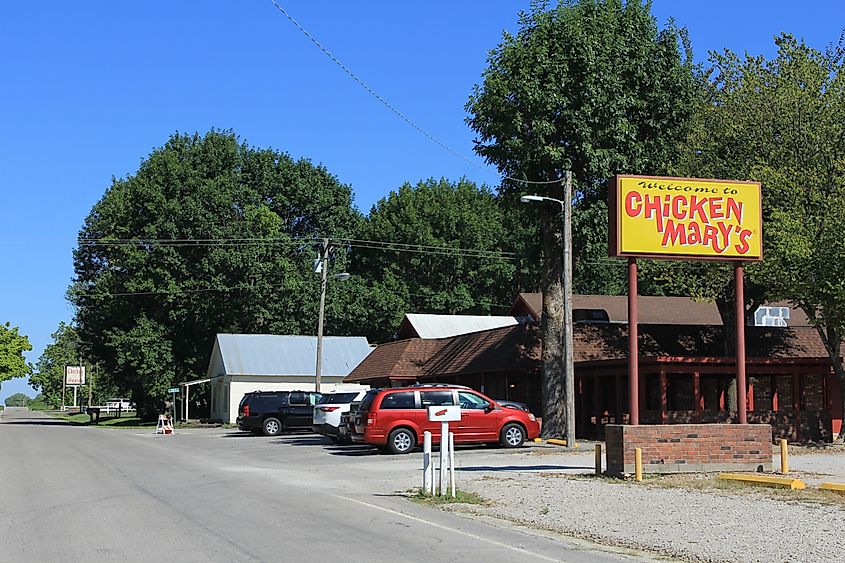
[207, 334, 372, 424]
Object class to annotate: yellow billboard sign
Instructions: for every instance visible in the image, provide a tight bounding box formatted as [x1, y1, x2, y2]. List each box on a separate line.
[609, 175, 762, 260]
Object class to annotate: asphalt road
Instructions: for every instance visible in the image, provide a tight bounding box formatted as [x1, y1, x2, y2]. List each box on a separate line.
[0, 408, 652, 562]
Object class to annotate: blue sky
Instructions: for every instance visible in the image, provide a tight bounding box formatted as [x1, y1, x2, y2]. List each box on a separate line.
[2, 1, 843, 402]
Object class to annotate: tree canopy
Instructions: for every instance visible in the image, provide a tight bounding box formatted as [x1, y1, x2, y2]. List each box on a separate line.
[30, 322, 81, 408]
[4, 393, 31, 407]
[351, 178, 519, 340]
[691, 33, 845, 419]
[0, 322, 32, 385]
[70, 130, 360, 418]
[465, 0, 701, 436]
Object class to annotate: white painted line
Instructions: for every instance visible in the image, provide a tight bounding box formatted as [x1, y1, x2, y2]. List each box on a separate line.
[336, 495, 564, 562]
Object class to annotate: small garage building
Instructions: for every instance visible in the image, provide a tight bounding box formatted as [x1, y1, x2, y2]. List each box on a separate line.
[208, 334, 372, 424]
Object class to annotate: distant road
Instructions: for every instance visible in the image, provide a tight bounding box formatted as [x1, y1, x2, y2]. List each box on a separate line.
[0, 409, 648, 562]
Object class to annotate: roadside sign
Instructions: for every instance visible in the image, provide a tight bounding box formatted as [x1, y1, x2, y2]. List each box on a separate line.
[65, 366, 86, 385]
[168, 387, 180, 394]
[427, 405, 461, 422]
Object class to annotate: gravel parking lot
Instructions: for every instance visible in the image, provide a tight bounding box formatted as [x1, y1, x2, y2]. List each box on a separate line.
[442, 446, 845, 563]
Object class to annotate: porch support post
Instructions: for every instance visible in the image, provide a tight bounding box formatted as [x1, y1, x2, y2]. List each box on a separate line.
[659, 369, 668, 424]
[593, 375, 603, 438]
[735, 261, 748, 424]
[628, 257, 639, 425]
[793, 372, 802, 441]
[693, 371, 702, 422]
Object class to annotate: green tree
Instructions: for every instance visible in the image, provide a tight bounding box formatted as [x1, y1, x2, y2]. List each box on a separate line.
[4, 393, 31, 407]
[70, 131, 360, 418]
[351, 178, 517, 341]
[465, 0, 700, 436]
[689, 34, 845, 429]
[31, 322, 81, 409]
[0, 322, 32, 385]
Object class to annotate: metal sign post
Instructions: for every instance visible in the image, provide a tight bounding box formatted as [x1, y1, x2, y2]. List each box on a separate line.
[168, 387, 179, 424]
[422, 431, 434, 495]
[427, 406, 460, 497]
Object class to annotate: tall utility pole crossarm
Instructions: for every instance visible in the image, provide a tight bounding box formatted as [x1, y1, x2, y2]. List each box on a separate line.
[314, 238, 330, 393]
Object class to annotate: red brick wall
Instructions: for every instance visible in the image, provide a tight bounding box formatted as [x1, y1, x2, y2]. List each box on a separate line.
[605, 424, 772, 475]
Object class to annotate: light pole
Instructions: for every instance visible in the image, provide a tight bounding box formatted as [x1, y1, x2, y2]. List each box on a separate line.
[315, 237, 350, 392]
[520, 170, 575, 448]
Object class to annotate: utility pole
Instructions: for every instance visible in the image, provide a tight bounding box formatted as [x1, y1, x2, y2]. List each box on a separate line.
[520, 171, 576, 447]
[562, 171, 575, 449]
[314, 238, 330, 393]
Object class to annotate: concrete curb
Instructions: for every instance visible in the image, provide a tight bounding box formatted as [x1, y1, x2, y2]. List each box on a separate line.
[719, 473, 806, 490]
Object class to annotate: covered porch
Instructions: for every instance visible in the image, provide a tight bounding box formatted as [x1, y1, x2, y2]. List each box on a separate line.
[576, 356, 843, 442]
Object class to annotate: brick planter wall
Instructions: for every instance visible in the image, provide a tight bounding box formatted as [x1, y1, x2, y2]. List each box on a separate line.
[605, 424, 772, 475]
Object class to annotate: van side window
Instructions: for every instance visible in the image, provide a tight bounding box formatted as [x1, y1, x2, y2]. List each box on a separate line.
[458, 391, 490, 410]
[380, 391, 416, 409]
[420, 390, 454, 408]
[289, 392, 307, 406]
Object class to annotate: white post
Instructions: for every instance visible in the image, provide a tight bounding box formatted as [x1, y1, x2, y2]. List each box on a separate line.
[423, 431, 432, 494]
[73, 386, 78, 408]
[438, 421, 449, 495]
[449, 432, 456, 499]
[185, 385, 190, 421]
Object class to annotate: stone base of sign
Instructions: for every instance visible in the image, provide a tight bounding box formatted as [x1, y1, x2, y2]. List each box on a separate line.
[605, 423, 772, 476]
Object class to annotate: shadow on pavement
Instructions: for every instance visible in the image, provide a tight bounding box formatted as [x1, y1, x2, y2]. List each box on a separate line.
[0, 419, 78, 426]
[280, 435, 333, 446]
[457, 464, 593, 472]
[326, 445, 380, 457]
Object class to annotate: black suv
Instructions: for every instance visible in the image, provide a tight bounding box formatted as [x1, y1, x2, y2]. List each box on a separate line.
[236, 391, 321, 436]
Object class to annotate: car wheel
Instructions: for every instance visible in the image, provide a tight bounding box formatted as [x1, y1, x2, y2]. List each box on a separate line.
[262, 417, 283, 436]
[387, 428, 416, 454]
[500, 423, 526, 448]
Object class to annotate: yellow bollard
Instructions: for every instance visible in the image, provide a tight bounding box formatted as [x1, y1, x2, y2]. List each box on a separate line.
[595, 444, 602, 476]
[780, 438, 789, 474]
[634, 447, 643, 482]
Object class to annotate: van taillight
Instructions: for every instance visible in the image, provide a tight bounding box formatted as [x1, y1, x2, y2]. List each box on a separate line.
[243, 405, 250, 416]
[320, 406, 340, 412]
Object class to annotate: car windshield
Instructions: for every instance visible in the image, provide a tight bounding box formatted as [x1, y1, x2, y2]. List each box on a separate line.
[318, 392, 359, 404]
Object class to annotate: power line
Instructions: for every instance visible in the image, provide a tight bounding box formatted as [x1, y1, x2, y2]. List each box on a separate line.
[267, 1, 563, 187]
[78, 235, 517, 260]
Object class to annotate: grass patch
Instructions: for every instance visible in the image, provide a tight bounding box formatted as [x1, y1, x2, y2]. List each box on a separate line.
[410, 488, 491, 506]
[52, 412, 155, 428]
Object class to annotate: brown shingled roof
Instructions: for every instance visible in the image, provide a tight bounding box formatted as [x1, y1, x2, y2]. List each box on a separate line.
[347, 319, 831, 386]
[418, 323, 830, 380]
[344, 338, 447, 383]
[511, 293, 813, 327]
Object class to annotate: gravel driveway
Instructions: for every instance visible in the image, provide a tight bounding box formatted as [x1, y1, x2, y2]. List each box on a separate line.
[446, 447, 845, 563]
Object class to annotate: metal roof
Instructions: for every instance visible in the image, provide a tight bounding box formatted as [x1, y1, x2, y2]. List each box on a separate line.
[403, 314, 519, 339]
[213, 334, 372, 377]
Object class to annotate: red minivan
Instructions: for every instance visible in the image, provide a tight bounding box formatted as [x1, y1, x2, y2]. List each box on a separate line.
[356, 385, 540, 454]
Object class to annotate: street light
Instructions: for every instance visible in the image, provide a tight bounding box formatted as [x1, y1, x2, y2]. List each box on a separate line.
[520, 171, 575, 448]
[315, 238, 350, 392]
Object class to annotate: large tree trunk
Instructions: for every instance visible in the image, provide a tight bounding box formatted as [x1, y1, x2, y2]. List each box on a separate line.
[540, 204, 566, 438]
